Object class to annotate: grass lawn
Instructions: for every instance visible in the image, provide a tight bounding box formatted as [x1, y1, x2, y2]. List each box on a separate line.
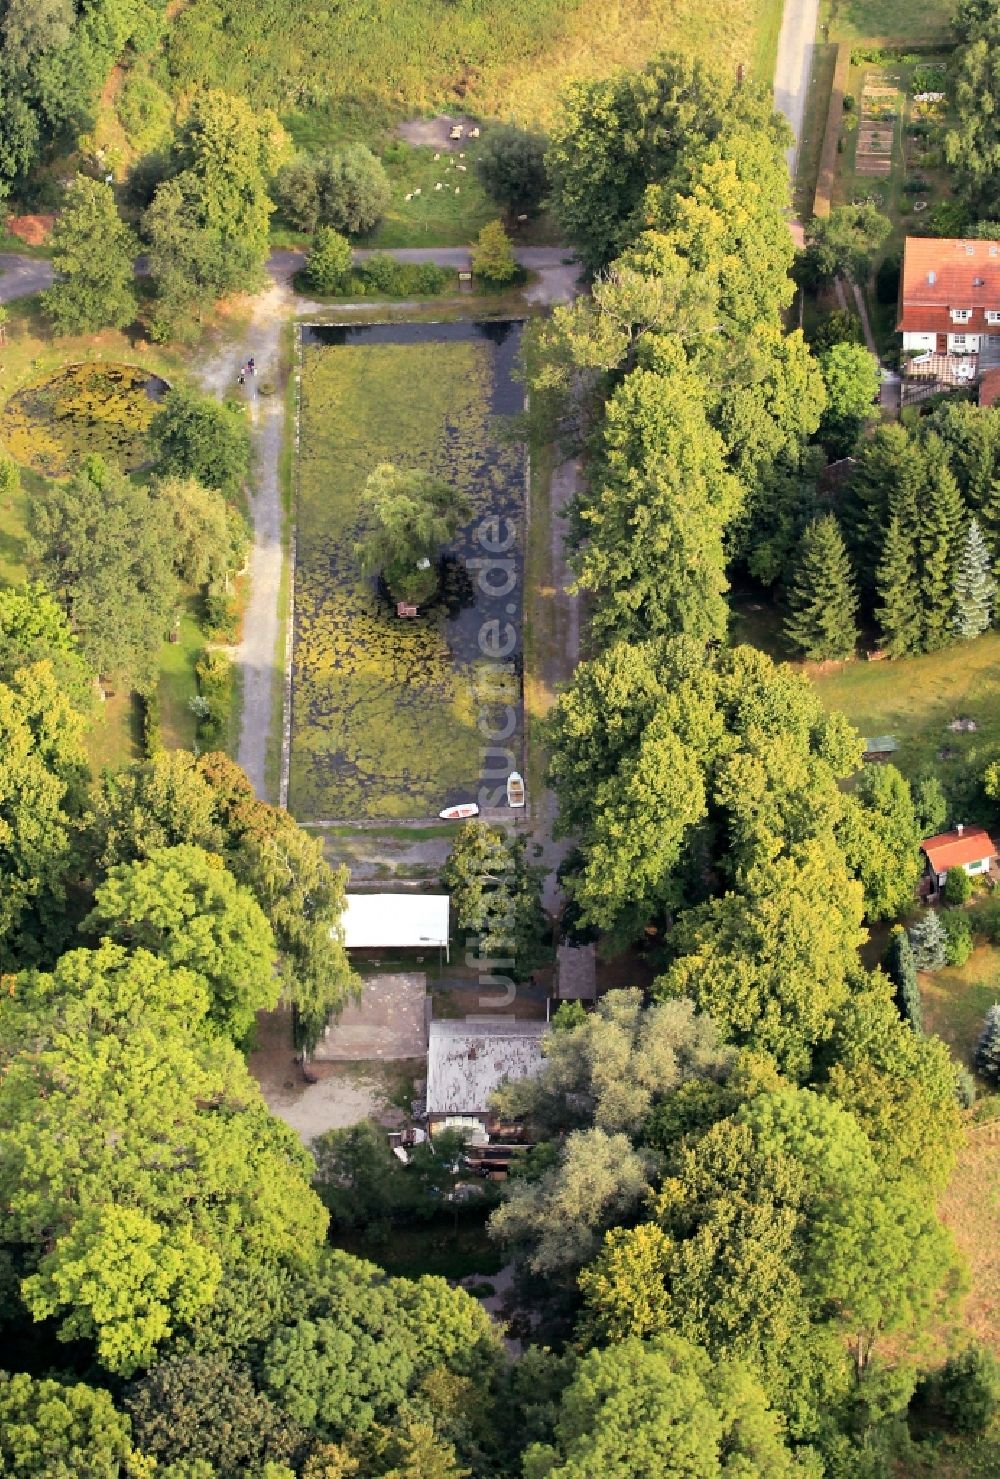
[938, 1123, 1000, 1356]
[85, 689, 140, 775]
[289, 322, 525, 821]
[821, 0, 957, 44]
[920, 934, 1000, 1073]
[157, 607, 203, 752]
[810, 631, 1000, 781]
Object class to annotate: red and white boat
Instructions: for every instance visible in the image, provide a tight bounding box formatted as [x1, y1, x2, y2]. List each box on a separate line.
[506, 771, 525, 808]
[438, 802, 480, 821]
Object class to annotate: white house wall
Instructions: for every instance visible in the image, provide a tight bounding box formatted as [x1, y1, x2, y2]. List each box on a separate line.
[903, 331, 937, 352]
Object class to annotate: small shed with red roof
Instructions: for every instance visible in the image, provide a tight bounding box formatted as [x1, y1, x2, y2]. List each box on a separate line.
[920, 824, 995, 892]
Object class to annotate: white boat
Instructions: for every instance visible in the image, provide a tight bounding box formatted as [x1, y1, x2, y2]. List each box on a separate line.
[506, 771, 525, 808]
[439, 802, 480, 821]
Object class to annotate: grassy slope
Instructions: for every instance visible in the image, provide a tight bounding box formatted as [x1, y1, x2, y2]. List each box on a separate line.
[290, 337, 494, 821]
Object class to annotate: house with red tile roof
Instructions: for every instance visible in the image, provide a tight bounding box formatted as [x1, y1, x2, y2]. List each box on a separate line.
[898, 236, 1000, 359]
[920, 824, 995, 893]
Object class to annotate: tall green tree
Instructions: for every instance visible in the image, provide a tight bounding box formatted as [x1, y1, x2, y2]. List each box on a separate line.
[90, 751, 358, 1051]
[85, 843, 279, 1042]
[28, 455, 178, 691]
[164, 88, 287, 292]
[954, 516, 994, 638]
[492, 988, 731, 1139]
[782, 514, 859, 661]
[0, 581, 94, 706]
[152, 387, 251, 498]
[355, 464, 466, 605]
[917, 437, 966, 650]
[476, 124, 548, 215]
[0, 1372, 137, 1478]
[0, 941, 327, 1373]
[837, 764, 923, 921]
[844, 422, 924, 599]
[42, 174, 137, 334]
[575, 351, 741, 649]
[799, 204, 892, 286]
[522, 1335, 806, 1478]
[143, 173, 228, 342]
[153, 473, 247, 591]
[0, 660, 88, 970]
[441, 822, 549, 981]
[945, 0, 1000, 214]
[874, 515, 923, 656]
[909, 909, 948, 971]
[816, 342, 880, 457]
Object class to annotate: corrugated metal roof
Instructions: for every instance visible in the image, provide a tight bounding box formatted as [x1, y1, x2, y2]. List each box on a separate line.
[426, 1017, 548, 1116]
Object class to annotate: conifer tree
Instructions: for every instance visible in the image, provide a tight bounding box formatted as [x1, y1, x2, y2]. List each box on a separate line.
[883, 927, 923, 1033]
[909, 909, 948, 972]
[954, 517, 994, 639]
[844, 423, 923, 598]
[875, 516, 922, 656]
[783, 513, 859, 660]
[918, 437, 965, 650]
[975, 1004, 1000, 1086]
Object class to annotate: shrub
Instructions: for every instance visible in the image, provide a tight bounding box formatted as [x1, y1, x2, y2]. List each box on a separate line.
[942, 909, 973, 967]
[937, 1345, 1000, 1433]
[204, 586, 240, 643]
[975, 1004, 1000, 1086]
[193, 649, 233, 747]
[305, 227, 352, 294]
[943, 866, 972, 906]
[954, 1064, 977, 1109]
[359, 252, 404, 294]
[274, 146, 390, 234]
[909, 909, 947, 971]
[977, 897, 1000, 944]
[140, 690, 162, 758]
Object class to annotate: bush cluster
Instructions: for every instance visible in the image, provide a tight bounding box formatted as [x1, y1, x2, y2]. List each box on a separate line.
[192, 650, 233, 748]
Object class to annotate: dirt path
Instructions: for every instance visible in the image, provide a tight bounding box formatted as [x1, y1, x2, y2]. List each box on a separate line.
[198, 278, 302, 798]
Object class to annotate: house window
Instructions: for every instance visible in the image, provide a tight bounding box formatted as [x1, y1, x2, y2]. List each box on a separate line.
[952, 334, 967, 347]
[952, 308, 972, 323]
[988, 310, 1000, 324]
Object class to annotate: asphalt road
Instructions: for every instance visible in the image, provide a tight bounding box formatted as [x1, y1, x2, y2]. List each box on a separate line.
[773, 0, 821, 178]
[0, 246, 578, 305]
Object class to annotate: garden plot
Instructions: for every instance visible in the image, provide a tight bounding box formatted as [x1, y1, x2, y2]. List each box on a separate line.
[289, 321, 525, 822]
[855, 75, 899, 177]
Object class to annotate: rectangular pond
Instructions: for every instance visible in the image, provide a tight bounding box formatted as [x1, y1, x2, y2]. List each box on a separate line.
[289, 319, 526, 821]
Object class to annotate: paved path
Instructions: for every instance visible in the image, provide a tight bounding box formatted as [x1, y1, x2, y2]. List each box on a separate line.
[773, 0, 821, 177]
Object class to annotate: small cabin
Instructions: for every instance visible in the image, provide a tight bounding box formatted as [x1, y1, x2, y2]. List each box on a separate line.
[920, 824, 995, 894]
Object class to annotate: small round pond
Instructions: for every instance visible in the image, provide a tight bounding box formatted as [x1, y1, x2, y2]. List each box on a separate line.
[0, 362, 169, 477]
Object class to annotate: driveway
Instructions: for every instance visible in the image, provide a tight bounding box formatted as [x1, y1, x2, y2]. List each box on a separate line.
[773, 0, 821, 177]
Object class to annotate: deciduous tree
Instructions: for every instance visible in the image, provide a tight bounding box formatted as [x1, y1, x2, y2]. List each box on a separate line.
[28, 455, 178, 691]
[152, 387, 250, 497]
[355, 463, 466, 605]
[799, 204, 892, 286]
[471, 219, 517, 284]
[0, 1372, 136, 1478]
[838, 764, 923, 921]
[816, 342, 880, 457]
[85, 843, 278, 1041]
[42, 174, 137, 334]
[476, 124, 548, 215]
[0, 941, 327, 1372]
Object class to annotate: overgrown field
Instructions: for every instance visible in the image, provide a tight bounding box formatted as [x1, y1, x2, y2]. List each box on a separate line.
[822, 0, 957, 44]
[290, 324, 525, 821]
[124, 0, 777, 146]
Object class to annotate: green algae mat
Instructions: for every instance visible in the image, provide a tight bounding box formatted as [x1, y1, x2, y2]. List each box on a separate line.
[290, 321, 525, 821]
